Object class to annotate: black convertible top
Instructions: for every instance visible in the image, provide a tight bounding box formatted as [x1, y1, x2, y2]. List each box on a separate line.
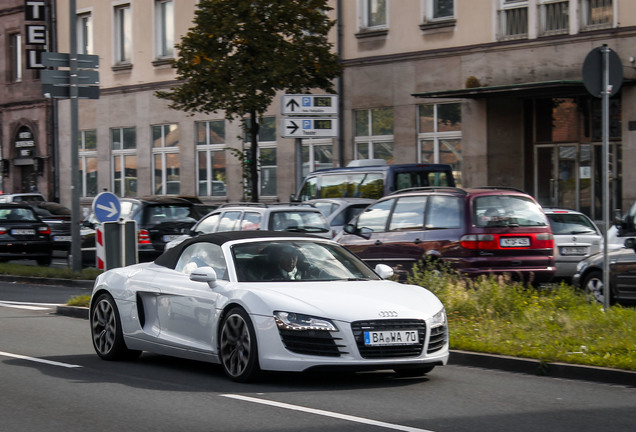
[154, 230, 321, 269]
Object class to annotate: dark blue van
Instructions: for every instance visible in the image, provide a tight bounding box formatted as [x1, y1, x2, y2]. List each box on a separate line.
[293, 159, 455, 202]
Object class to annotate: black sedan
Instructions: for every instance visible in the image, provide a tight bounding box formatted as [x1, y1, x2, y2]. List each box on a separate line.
[0, 203, 53, 265]
[573, 237, 636, 304]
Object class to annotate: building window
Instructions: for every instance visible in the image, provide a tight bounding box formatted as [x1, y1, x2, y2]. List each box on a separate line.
[152, 124, 180, 195]
[582, 0, 613, 30]
[114, 4, 132, 64]
[539, 0, 568, 36]
[418, 103, 462, 186]
[354, 108, 394, 163]
[77, 13, 93, 55]
[499, 0, 528, 40]
[10, 33, 22, 82]
[362, 0, 387, 29]
[155, 0, 174, 58]
[428, 0, 454, 20]
[79, 130, 98, 197]
[196, 120, 227, 197]
[111, 127, 137, 197]
[302, 139, 333, 178]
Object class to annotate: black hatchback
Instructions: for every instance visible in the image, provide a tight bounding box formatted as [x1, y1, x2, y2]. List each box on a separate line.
[0, 203, 53, 265]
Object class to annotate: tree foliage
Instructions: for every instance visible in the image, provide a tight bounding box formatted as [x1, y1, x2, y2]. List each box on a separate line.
[156, 0, 342, 201]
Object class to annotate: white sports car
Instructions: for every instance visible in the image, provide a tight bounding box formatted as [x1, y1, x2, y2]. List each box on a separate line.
[90, 231, 449, 382]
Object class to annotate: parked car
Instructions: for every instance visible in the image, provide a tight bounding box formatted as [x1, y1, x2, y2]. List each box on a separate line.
[337, 186, 555, 282]
[165, 202, 332, 249]
[0, 203, 53, 265]
[292, 159, 455, 202]
[89, 231, 449, 382]
[543, 208, 603, 280]
[29, 202, 72, 252]
[306, 198, 374, 236]
[82, 196, 203, 263]
[0, 193, 46, 203]
[573, 237, 636, 305]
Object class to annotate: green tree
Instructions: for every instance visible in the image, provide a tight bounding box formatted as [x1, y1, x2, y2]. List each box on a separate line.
[156, 0, 341, 202]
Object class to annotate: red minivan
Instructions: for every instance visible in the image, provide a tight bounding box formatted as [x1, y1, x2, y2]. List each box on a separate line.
[337, 187, 555, 283]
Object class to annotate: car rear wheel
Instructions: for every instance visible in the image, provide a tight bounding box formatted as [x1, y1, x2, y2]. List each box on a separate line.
[91, 293, 141, 360]
[219, 307, 260, 382]
[582, 270, 612, 305]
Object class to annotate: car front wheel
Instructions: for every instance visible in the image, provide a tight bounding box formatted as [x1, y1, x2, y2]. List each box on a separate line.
[219, 307, 260, 382]
[91, 293, 141, 360]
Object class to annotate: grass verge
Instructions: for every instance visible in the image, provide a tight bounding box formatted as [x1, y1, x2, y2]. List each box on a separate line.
[408, 262, 636, 371]
[0, 262, 102, 281]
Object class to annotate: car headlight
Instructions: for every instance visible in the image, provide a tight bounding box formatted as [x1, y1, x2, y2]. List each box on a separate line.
[274, 311, 337, 332]
[430, 308, 447, 329]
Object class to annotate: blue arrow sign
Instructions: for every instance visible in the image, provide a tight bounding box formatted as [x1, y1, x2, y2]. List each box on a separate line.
[93, 192, 121, 223]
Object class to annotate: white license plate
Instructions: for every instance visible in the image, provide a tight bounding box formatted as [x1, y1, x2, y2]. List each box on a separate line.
[163, 235, 181, 242]
[364, 330, 419, 346]
[500, 237, 530, 247]
[561, 246, 587, 256]
[12, 229, 35, 235]
[54, 236, 72, 242]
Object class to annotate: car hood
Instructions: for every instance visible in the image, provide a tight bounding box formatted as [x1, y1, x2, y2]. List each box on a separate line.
[230, 280, 444, 322]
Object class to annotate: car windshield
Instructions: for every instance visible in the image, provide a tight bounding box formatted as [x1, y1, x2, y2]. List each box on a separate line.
[0, 208, 38, 222]
[547, 213, 598, 235]
[268, 211, 330, 233]
[232, 240, 381, 282]
[473, 195, 548, 228]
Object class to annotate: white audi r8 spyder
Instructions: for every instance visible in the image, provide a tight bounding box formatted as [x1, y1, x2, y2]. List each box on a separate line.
[90, 231, 449, 382]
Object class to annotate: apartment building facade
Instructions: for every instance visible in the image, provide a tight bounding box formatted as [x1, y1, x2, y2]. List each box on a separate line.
[0, 0, 56, 198]
[3, 0, 635, 221]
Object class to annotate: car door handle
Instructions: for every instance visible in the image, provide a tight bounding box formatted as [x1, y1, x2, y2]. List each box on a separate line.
[374, 240, 382, 245]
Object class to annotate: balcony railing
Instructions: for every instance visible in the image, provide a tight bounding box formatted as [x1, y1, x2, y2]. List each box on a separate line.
[540, 0, 569, 36]
[499, 3, 528, 40]
[582, 0, 613, 30]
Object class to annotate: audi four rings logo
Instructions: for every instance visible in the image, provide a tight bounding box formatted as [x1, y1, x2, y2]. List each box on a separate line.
[379, 311, 398, 317]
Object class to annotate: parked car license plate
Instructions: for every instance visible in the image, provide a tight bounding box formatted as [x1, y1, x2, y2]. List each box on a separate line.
[364, 330, 419, 346]
[163, 235, 181, 242]
[53, 236, 72, 242]
[560, 246, 587, 256]
[500, 237, 530, 247]
[12, 229, 35, 235]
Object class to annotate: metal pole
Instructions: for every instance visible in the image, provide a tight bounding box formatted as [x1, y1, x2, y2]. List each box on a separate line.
[69, 0, 82, 272]
[601, 45, 610, 309]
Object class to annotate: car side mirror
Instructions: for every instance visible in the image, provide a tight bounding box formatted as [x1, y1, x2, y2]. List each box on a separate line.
[289, 194, 298, 202]
[189, 266, 218, 287]
[374, 264, 394, 279]
[624, 238, 636, 252]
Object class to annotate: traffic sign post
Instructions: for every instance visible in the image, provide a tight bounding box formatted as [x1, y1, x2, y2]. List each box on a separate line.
[281, 117, 338, 138]
[282, 94, 338, 115]
[92, 192, 121, 223]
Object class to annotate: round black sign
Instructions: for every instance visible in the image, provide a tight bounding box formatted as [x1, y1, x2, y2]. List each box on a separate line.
[582, 45, 623, 98]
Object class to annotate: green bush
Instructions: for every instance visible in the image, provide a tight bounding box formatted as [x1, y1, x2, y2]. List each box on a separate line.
[408, 261, 636, 371]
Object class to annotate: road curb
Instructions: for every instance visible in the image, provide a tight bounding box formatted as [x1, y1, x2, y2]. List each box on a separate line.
[449, 350, 636, 387]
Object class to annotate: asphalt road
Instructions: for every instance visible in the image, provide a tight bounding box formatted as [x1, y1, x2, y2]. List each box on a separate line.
[1, 283, 636, 432]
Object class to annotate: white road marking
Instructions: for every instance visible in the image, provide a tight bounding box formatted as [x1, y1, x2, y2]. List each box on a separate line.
[221, 394, 436, 432]
[0, 351, 82, 368]
[0, 301, 62, 311]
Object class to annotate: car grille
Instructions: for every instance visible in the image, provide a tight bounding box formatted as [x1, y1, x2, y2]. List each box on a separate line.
[427, 324, 447, 354]
[278, 329, 345, 357]
[351, 319, 426, 359]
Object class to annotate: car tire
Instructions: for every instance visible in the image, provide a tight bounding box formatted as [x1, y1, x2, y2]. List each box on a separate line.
[582, 270, 613, 305]
[219, 307, 260, 382]
[36, 255, 52, 266]
[393, 364, 435, 377]
[90, 292, 142, 361]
